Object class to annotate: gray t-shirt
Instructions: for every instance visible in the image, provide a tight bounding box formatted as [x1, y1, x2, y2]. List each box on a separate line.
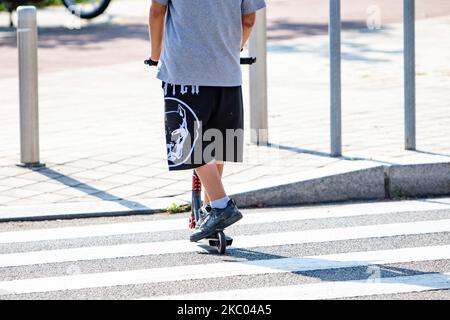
[153, 0, 266, 87]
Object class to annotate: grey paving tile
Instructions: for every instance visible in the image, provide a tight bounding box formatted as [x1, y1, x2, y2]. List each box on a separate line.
[94, 163, 139, 174]
[133, 178, 181, 190]
[2, 188, 44, 198]
[52, 187, 97, 198]
[104, 185, 154, 198]
[20, 182, 67, 193]
[125, 166, 169, 178]
[0, 167, 29, 177]
[0, 196, 16, 205]
[65, 159, 111, 170]
[102, 174, 147, 185]
[71, 170, 114, 180]
[0, 177, 37, 188]
[117, 157, 163, 167]
[0, 185, 12, 192]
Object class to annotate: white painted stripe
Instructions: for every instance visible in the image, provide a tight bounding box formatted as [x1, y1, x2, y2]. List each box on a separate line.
[1, 219, 450, 268]
[1, 245, 450, 295]
[0, 219, 187, 244]
[155, 272, 450, 300]
[1, 198, 449, 244]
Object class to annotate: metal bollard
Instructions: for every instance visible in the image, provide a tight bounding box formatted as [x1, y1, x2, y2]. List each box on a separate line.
[404, 0, 416, 150]
[329, 0, 342, 157]
[249, 8, 269, 146]
[17, 6, 44, 168]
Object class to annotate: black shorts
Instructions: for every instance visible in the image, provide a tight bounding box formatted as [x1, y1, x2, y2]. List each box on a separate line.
[162, 82, 244, 171]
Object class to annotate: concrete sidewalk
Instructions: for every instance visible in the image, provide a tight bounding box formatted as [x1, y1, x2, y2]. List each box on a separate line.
[0, 4, 449, 220]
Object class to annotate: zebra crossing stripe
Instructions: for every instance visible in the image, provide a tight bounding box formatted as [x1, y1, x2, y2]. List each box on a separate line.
[1, 198, 449, 244]
[153, 272, 450, 300]
[1, 245, 450, 295]
[0, 219, 186, 244]
[1, 219, 450, 268]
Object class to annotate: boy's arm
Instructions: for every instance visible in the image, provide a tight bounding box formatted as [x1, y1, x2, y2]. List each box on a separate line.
[148, 0, 167, 61]
[241, 12, 256, 51]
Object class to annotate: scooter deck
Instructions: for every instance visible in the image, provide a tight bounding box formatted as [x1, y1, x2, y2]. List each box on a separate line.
[195, 231, 233, 253]
[190, 228, 234, 244]
[207, 234, 233, 247]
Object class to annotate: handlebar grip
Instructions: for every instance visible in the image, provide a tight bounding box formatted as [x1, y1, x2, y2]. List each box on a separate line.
[240, 57, 257, 65]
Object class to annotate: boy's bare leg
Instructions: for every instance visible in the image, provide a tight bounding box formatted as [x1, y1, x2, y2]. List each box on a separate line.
[191, 160, 242, 242]
[195, 162, 226, 202]
[203, 161, 224, 205]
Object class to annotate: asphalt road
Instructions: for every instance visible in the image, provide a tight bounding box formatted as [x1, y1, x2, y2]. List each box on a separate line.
[0, 197, 450, 300]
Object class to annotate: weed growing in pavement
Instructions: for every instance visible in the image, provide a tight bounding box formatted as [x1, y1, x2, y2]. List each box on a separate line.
[166, 202, 191, 214]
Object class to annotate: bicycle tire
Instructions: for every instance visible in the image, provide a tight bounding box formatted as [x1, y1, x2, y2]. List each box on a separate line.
[62, 0, 111, 19]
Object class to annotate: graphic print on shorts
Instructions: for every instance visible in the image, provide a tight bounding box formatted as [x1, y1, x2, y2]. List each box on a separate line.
[165, 97, 201, 168]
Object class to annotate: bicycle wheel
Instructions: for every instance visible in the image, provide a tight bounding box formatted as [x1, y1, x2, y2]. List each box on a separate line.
[62, 0, 111, 19]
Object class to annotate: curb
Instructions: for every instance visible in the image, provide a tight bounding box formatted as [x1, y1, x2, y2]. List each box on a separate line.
[0, 162, 448, 222]
[230, 162, 450, 208]
[388, 162, 450, 198]
[231, 165, 386, 207]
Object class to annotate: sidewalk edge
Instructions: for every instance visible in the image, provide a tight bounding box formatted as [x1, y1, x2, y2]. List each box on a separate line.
[0, 162, 448, 222]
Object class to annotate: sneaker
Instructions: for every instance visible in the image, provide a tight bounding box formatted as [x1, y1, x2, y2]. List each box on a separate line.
[203, 204, 212, 213]
[221, 199, 243, 229]
[190, 210, 225, 242]
[189, 199, 242, 242]
[197, 204, 211, 225]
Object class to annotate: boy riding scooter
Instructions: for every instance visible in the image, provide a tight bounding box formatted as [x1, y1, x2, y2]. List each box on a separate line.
[148, 0, 266, 242]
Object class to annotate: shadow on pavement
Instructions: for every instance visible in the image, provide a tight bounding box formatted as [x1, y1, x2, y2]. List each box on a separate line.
[1, 20, 378, 48]
[267, 142, 398, 166]
[0, 22, 148, 48]
[267, 20, 370, 40]
[217, 247, 450, 293]
[29, 165, 151, 210]
[0, 19, 401, 66]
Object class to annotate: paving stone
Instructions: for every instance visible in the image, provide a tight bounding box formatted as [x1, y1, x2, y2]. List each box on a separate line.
[0, 177, 37, 188]
[66, 159, 111, 170]
[105, 185, 155, 198]
[0, 196, 16, 205]
[102, 174, 147, 185]
[133, 178, 180, 190]
[71, 170, 114, 180]
[0, 167, 29, 177]
[53, 187, 97, 198]
[2, 188, 44, 198]
[125, 166, 169, 178]
[0, 185, 12, 192]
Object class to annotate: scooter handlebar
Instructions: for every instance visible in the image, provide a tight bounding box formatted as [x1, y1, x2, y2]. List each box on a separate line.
[240, 57, 257, 65]
[144, 57, 257, 66]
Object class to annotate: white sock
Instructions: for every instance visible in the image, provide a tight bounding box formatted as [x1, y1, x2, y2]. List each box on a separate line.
[211, 196, 230, 209]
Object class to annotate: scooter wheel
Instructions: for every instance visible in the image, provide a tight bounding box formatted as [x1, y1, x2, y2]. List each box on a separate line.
[217, 231, 226, 254]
